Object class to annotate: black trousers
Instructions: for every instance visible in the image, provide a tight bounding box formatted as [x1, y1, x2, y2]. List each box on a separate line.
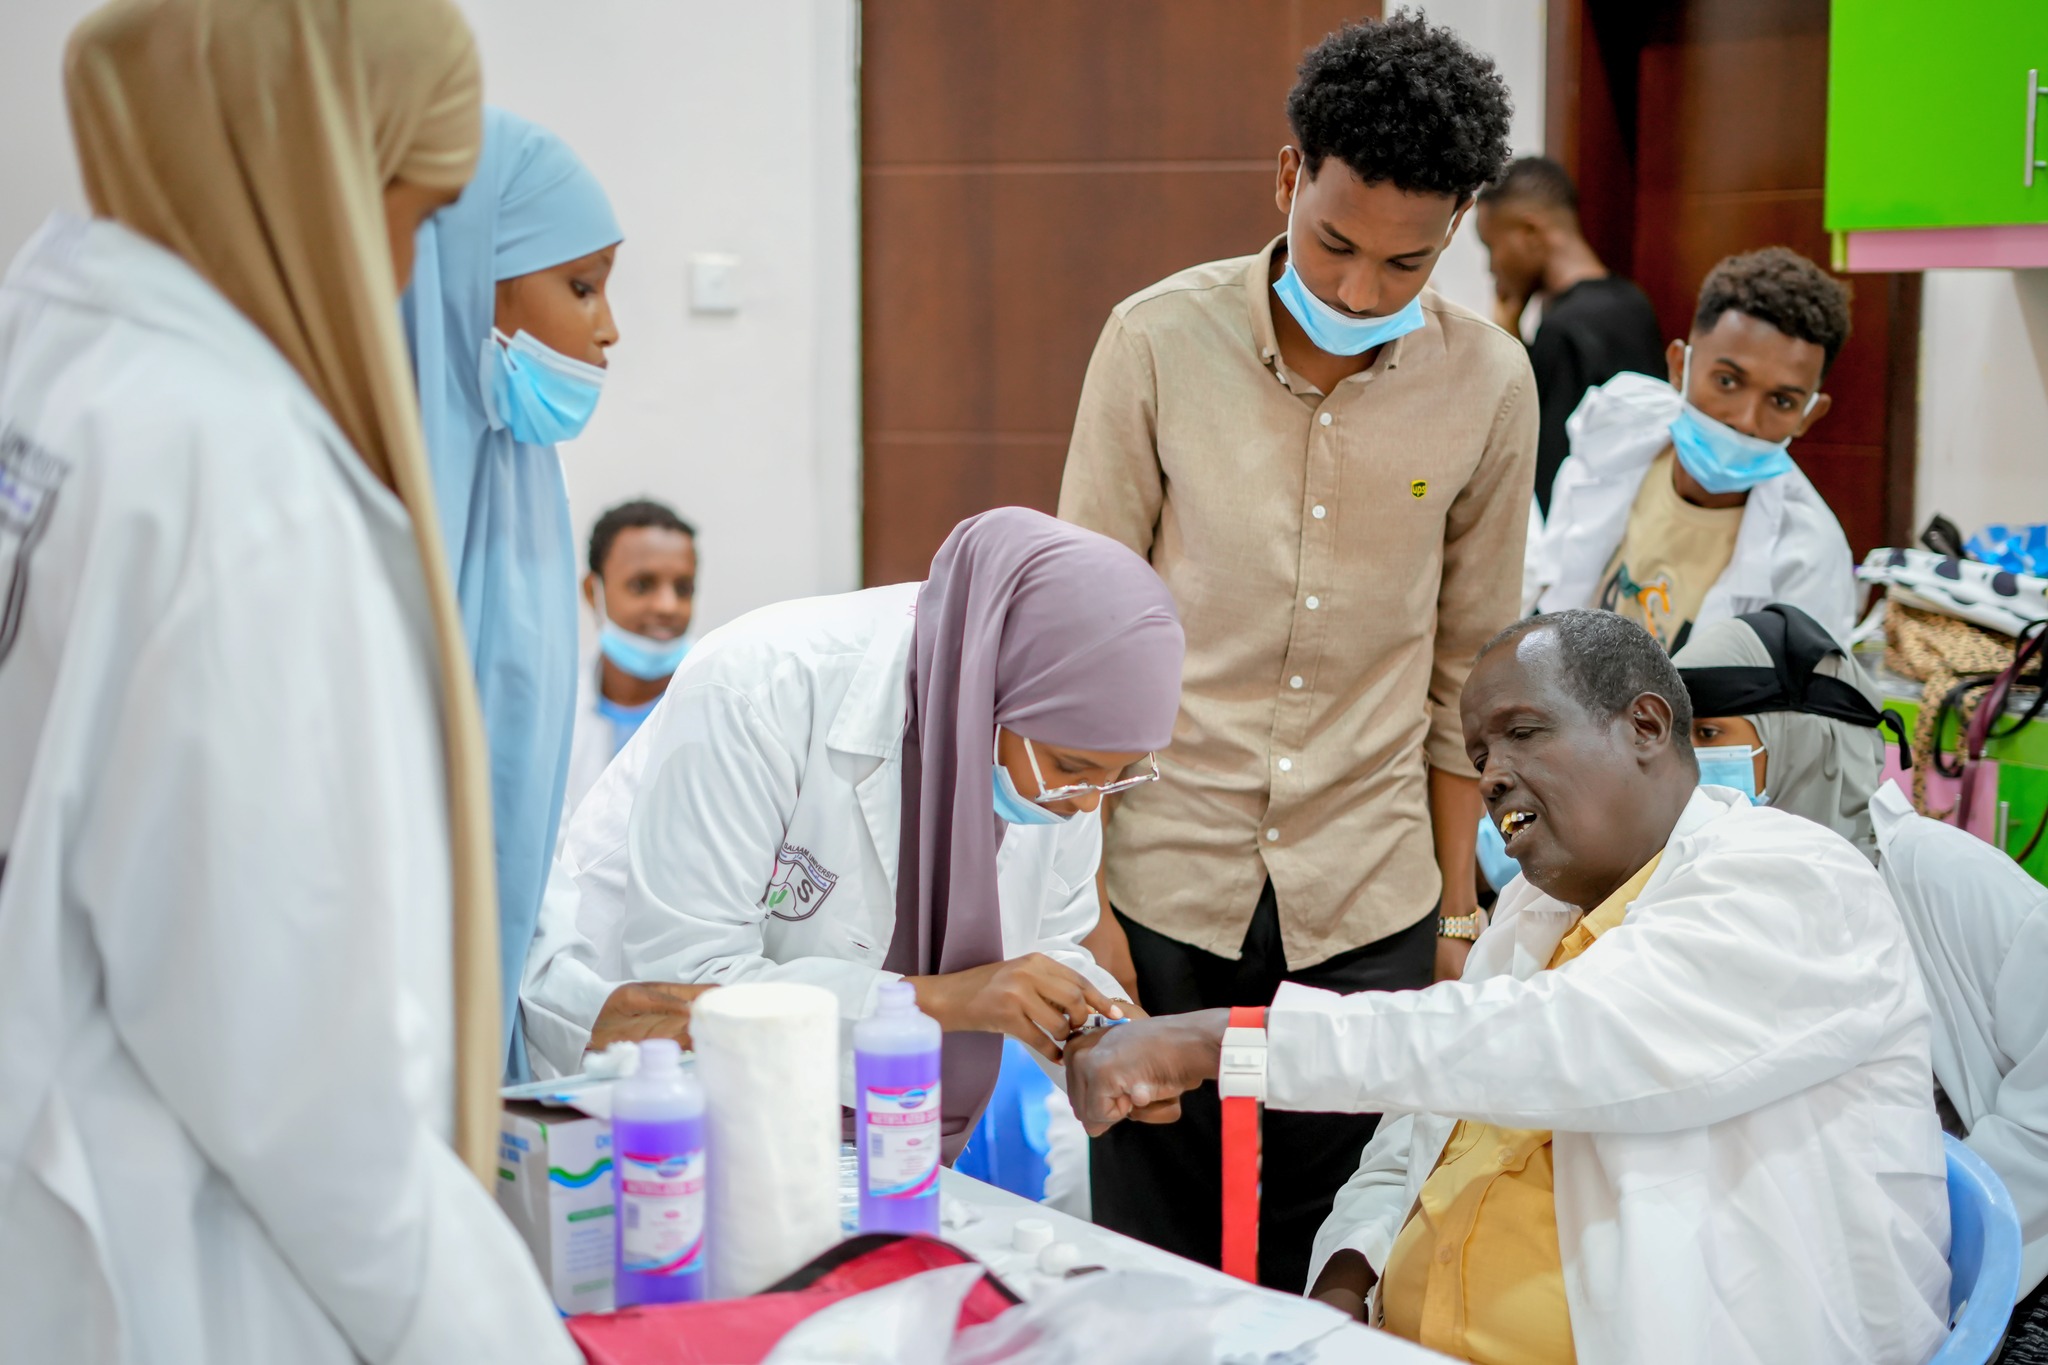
[1089, 882, 1438, 1292]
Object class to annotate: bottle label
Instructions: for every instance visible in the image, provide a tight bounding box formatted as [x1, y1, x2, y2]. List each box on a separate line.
[863, 1082, 941, 1200]
[618, 1148, 705, 1277]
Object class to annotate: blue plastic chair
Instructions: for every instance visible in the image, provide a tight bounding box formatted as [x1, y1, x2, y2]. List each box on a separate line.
[1930, 1134, 2024, 1365]
[953, 1038, 1054, 1201]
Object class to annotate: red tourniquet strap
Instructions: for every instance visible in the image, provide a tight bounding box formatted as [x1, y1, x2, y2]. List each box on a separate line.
[1220, 1005, 1266, 1283]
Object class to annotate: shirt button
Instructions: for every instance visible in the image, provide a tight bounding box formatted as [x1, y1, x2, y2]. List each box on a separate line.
[1319, 412, 1333, 427]
[1311, 505, 1327, 520]
[1437, 1245, 1456, 1265]
[1278, 758, 1293, 772]
[1266, 828, 1280, 842]
[1305, 595, 1320, 610]
[1289, 675, 1304, 690]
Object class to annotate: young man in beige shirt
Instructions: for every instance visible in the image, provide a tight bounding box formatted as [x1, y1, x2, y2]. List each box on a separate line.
[1058, 14, 1536, 1290]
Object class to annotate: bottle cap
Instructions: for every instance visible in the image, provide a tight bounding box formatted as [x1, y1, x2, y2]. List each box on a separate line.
[876, 980, 918, 1014]
[637, 1038, 682, 1075]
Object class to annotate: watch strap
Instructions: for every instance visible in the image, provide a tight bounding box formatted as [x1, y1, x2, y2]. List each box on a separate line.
[1439, 910, 1485, 941]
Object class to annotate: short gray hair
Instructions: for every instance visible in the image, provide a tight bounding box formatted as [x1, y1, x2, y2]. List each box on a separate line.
[1479, 611, 1696, 764]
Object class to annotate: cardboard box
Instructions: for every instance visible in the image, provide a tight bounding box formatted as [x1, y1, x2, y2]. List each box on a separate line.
[499, 1100, 615, 1314]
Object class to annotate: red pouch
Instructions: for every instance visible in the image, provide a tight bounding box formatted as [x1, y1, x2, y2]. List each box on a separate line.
[567, 1234, 1021, 1365]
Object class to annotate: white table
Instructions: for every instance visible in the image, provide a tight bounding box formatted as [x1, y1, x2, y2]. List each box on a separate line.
[935, 1168, 1444, 1363]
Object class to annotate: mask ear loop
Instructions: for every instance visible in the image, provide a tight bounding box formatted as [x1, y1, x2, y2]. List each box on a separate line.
[1683, 342, 1826, 418]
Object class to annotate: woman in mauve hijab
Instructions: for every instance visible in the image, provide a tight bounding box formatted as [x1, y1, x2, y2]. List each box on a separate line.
[523, 507, 1185, 1153]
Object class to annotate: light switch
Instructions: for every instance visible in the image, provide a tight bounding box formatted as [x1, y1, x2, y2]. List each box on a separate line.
[689, 253, 740, 313]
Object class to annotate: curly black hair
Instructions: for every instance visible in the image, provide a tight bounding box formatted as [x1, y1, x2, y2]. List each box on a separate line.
[588, 498, 696, 577]
[1693, 247, 1854, 370]
[1286, 10, 1514, 200]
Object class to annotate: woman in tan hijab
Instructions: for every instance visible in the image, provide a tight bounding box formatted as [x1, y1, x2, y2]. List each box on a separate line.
[0, 0, 574, 1358]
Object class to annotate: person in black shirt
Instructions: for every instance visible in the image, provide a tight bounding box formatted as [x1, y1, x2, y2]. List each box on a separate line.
[1475, 157, 1666, 515]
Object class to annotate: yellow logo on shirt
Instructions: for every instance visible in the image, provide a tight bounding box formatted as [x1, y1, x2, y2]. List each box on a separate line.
[1410, 480, 1428, 498]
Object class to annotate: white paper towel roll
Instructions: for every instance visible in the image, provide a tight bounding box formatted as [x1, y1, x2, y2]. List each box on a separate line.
[691, 982, 843, 1297]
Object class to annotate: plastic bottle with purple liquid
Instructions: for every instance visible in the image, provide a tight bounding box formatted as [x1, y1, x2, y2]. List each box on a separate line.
[613, 1038, 707, 1305]
[856, 980, 943, 1234]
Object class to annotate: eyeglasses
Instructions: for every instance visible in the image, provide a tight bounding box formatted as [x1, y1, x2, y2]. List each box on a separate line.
[1023, 737, 1161, 805]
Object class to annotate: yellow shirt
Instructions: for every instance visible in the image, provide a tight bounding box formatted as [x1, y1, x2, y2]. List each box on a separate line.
[1596, 449, 1742, 651]
[1379, 853, 1664, 1365]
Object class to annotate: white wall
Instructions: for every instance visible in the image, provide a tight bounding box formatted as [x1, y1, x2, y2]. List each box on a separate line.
[0, 3, 91, 256]
[1915, 271, 2048, 538]
[1414, 0, 1549, 319]
[458, 0, 861, 634]
[0, 0, 862, 636]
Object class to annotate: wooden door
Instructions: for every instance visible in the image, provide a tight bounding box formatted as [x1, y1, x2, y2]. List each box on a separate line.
[1549, 0, 1919, 557]
[860, 0, 1381, 586]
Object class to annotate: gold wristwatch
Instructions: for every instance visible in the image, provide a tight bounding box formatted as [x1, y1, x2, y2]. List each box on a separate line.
[1438, 910, 1486, 941]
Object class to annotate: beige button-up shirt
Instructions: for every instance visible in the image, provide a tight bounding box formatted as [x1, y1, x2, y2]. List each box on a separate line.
[1058, 237, 1536, 966]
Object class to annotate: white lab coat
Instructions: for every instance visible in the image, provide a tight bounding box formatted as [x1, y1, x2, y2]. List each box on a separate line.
[1302, 788, 1948, 1365]
[560, 655, 615, 839]
[0, 215, 573, 1363]
[1524, 373, 1858, 642]
[521, 581, 1123, 1080]
[1875, 779, 2048, 1300]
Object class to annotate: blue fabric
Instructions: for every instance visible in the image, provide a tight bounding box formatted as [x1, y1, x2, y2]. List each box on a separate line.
[1967, 523, 2048, 577]
[596, 693, 659, 756]
[1933, 1134, 2024, 1364]
[1694, 746, 1764, 803]
[1474, 812, 1520, 893]
[402, 107, 622, 1080]
[954, 1038, 1054, 1201]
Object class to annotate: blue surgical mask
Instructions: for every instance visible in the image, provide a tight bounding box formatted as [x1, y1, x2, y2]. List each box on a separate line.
[992, 763, 1067, 826]
[1695, 743, 1767, 804]
[1668, 345, 1814, 494]
[480, 327, 607, 445]
[1270, 174, 1432, 356]
[594, 585, 689, 681]
[1474, 812, 1521, 893]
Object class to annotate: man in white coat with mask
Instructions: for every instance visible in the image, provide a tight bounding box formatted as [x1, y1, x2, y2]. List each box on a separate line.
[1525, 248, 1857, 650]
[1066, 608, 1948, 1365]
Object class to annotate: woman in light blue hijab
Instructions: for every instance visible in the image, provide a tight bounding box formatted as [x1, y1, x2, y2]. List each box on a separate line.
[404, 107, 623, 1077]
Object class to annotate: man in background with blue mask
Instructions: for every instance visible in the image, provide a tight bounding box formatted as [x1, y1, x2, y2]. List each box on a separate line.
[1058, 14, 1535, 1291]
[1526, 247, 1856, 649]
[561, 498, 696, 828]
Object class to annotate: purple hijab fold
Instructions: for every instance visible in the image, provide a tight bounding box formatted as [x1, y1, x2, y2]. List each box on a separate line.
[884, 507, 1184, 1150]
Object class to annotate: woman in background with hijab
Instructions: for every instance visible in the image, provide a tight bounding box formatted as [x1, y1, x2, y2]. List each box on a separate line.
[0, 0, 572, 1358]
[405, 107, 623, 1079]
[1675, 604, 2048, 1351]
[523, 507, 1183, 1152]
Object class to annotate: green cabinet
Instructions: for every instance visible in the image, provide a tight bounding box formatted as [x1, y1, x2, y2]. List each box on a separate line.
[1827, 0, 2048, 231]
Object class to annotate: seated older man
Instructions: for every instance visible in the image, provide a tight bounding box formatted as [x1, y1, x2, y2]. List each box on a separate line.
[1066, 609, 1949, 1365]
